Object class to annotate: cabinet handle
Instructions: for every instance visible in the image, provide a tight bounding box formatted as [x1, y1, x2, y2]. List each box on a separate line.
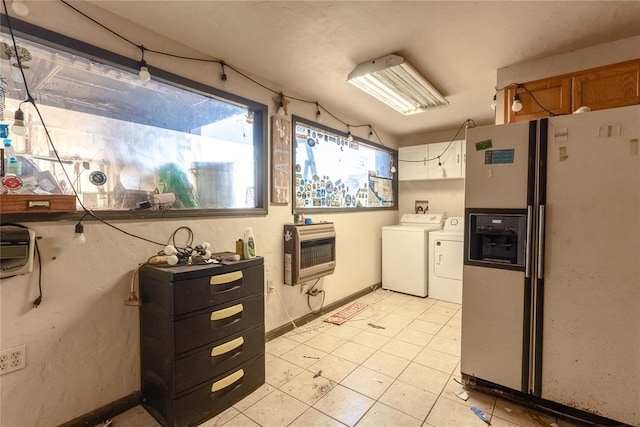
[210, 271, 243, 285]
[211, 369, 244, 393]
[210, 304, 243, 321]
[211, 336, 245, 357]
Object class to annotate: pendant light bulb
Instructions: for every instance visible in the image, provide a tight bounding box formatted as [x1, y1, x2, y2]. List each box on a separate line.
[11, 0, 29, 17]
[315, 104, 323, 123]
[163, 245, 178, 256]
[138, 60, 151, 82]
[491, 94, 497, 110]
[346, 127, 353, 142]
[220, 62, 228, 88]
[74, 222, 86, 245]
[277, 102, 285, 116]
[11, 108, 28, 136]
[511, 94, 523, 112]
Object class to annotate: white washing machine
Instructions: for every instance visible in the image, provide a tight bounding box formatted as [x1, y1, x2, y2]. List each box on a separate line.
[382, 213, 444, 297]
[428, 216, 464, 303]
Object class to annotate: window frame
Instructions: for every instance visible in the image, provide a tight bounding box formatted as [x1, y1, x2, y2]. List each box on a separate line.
[291, 115, 398, 213]
[0, 15, 269, 223]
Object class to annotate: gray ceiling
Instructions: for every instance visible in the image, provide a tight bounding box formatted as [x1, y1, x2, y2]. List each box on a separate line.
[87, 1, 640, 138]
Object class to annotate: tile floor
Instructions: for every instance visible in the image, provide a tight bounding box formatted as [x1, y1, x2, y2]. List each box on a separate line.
[107, 289, 583, 427]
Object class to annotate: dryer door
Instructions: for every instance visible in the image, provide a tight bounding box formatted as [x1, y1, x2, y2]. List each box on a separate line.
[434, 239, 463, 280]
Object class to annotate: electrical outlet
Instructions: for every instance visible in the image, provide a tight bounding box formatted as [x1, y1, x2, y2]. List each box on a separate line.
[0, 344, 25, 375]
[415, 200, 429, 214]
[266, 280, 274, 293]
[300, 284, 307, 294]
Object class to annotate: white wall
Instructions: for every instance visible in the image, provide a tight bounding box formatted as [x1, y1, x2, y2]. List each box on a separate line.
[0, 3, 397, 426]
[398, 179, 465, 218]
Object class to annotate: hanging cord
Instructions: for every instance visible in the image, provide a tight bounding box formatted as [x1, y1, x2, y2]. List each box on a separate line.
[272, 287, 298, 329]
[31, 239, 42, 307]
[495, 83, 556, 117]
[398, 118, 475, 164]
[306, 278, 325, 315]
[517, 84, 557, 116]
[57, 0, 384, 145]
[124, 262, 145, 307]
[2, 2, 170, 249]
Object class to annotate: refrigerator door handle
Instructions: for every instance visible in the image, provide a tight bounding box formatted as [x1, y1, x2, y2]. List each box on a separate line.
[525, 205, 533, 278]
[537, 205, 545, 279]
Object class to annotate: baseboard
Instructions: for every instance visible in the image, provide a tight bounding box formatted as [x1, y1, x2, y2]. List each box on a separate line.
[265, 282, 381, 342]
[58, 391, 141, 427]
[58, 284, 381, 425]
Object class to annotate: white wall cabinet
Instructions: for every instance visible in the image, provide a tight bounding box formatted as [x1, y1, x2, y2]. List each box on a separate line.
[399, 140, 465, 181]
[398, 145, 429, 181]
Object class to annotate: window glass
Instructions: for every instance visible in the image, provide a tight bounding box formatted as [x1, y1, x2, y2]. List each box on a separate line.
[0, 25, 266, 217]
[292, 116, 397, 210]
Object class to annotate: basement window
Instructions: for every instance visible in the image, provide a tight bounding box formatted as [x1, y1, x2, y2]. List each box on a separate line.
[292, 116, 397, 211]
[0, 19, 267, 220]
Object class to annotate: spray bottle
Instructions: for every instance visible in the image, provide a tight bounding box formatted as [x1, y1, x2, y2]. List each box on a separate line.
[243, 227, 256, 259]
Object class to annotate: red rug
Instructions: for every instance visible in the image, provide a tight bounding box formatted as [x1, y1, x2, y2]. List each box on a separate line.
[323, 302, 368, 325]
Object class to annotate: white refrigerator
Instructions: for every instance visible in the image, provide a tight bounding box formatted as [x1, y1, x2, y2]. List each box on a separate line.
[461, 105, 640, 426]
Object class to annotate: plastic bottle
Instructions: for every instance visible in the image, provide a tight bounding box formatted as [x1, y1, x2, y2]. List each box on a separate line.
[6, 157, 22, 175]
[243, 227, 256, 259]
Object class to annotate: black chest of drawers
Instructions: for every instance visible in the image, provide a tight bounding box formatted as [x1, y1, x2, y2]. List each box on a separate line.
[139, 257, 265, 427]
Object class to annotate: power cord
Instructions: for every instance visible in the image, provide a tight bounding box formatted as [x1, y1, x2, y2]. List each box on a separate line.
[272, 286, 298, 329]
[306, 278, 325, 314]
[58, 0, 384, 145]
[398, 118, 475, 165]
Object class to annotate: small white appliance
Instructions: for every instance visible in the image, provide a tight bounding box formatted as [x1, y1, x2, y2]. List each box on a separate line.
[428, 217, 464, 303]
[381, 213, 443, 297]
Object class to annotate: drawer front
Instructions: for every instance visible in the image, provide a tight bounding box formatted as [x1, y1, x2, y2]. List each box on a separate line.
[173, 265, 264, 315]
[174, 354, 265, 427]
[175, 325, 264, 393]
[174, 293, 264, 354]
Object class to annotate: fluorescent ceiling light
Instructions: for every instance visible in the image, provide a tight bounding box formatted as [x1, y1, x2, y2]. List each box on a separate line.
[347, 54, 448, 115]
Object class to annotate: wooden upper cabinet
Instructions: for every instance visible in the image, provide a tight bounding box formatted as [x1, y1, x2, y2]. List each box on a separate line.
[504, 59, 640, 123]
[504, 77, 572, 123]
[573, 60, 640, 111]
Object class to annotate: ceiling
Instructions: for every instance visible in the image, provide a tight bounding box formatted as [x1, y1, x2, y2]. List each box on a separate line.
[87, 1, 640, 139]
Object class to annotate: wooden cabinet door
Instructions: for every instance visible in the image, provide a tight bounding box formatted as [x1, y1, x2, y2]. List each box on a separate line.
[504, 77, 572, 123]
[572, 59, 640, 111]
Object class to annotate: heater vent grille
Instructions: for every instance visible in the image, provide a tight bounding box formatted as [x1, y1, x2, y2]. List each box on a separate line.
[284, 223, 336, 285]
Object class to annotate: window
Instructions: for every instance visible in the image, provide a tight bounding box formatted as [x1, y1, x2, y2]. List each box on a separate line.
[0, 20, 267, 219]
[292, 116, 397, 211]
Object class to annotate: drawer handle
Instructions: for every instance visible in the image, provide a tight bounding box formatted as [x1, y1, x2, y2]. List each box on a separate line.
[210, 304, 243, 321]
[28, 200, 51, 208]
[210, 271, 243, 286]
[211, 369, 244, 393]
[211, 336, 244, 357]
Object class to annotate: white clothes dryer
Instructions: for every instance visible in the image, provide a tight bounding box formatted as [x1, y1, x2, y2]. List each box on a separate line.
[382, 213, 444, 297]
[428, 217, 464, 303]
